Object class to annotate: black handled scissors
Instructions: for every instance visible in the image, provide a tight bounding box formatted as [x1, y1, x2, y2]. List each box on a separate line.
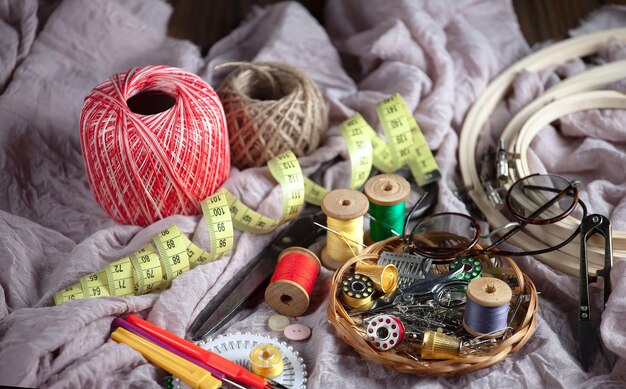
[190, 205, 327, 340]
[578, 213, 613, 371]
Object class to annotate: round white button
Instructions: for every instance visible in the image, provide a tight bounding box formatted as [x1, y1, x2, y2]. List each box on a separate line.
[268, 314, 290, 332]
[283, 323, 311, 341]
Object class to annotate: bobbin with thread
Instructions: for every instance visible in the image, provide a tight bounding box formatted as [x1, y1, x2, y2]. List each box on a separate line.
[249, 344, 284, 378]
[364, 174, 411, 244]
[463, 277, 512, 338]
[354, 262, 398, 294]
[265, 247, 321, 317]
[340, 273, 375, 309]
[321, 189, 369, 270]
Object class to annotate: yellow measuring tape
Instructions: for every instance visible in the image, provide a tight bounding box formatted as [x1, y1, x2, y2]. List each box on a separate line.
[56, 225, 190, 303]
[54, 151, 304, 305]
[304, 114, 373, 205]
[226, 151, 305, 233]
[304, 94, 440, 205]
[376, 93, 440, 186]
[55, 94, 439, 304]
[56, 225, 227, 303]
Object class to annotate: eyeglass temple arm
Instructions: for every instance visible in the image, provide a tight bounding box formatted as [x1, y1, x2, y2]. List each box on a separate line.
[403, 191, 429, 245]
[490, 199, 587, 256]
[494, 198, 587, 257]
[485, 182, 577, 250]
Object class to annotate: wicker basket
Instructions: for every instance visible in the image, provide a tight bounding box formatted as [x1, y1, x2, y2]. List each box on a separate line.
[327, 236, 538, 376]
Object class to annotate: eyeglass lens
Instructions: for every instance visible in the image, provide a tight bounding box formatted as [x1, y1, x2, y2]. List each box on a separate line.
[410, 213, 479, 259]
[506, 174, 577, 224]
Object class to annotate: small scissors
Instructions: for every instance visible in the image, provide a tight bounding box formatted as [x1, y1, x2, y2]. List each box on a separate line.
[578, 213, 613, 371]
[350, 267, 469, 316]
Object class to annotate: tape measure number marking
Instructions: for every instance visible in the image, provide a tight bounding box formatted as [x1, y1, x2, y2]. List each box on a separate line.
[54, 283, 85, 305]
[130, 244, 164, 294]
[80, 269, 110, 298]
[201, 188, 234, 261]
[304, 114, 374, 205]
[226, 150, 305, 233]
[105, 256, 136, 296]
[153, 225, 191, 287]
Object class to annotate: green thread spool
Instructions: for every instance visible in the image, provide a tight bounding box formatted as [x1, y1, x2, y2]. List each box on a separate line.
[364, 174, 411, 243]
[368, 202, 405, 241]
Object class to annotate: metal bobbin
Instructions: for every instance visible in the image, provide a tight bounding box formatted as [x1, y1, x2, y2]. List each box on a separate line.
[340, 274, 375, 309]
[249, 344, 285, 379]
[366, 314, 405, 350]
[449, 257, 482, 280]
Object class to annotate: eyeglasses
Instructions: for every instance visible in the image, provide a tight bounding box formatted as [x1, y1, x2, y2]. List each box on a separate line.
[406, 174, 588, 263]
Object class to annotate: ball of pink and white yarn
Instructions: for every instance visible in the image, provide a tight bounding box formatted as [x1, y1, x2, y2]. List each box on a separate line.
[80, 66, 230, 226]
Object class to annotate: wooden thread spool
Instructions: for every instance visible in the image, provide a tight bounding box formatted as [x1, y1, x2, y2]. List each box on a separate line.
[463, 277, 512, 338]
[321, 189, 369, 270]
[265, 247, 321, 317]
[249, 344, 284, 378]
[364, 174, 411, 244]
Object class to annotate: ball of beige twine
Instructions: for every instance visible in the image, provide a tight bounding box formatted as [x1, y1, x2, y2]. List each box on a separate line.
[217, 62, 328, 169]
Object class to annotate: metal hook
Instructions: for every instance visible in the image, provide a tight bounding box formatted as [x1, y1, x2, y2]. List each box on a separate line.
[480, 221, 520, 239]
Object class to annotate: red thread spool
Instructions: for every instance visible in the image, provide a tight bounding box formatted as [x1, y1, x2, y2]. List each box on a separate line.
[265, 247, 321, 317]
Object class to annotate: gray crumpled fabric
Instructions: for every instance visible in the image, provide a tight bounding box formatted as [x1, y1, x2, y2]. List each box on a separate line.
[0, 0, 625, 387]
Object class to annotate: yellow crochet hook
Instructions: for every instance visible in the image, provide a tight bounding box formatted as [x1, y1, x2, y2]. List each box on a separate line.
[111, 327, 222, 389]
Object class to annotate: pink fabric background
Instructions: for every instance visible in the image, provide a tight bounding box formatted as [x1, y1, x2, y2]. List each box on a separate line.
[0, 0, 625, 387]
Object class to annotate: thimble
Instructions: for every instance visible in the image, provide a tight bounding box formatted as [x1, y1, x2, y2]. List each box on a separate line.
[421, 330, 461, 360]
[355, 262, 398, 293]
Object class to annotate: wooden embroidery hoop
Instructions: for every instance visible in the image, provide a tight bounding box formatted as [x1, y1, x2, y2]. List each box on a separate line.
[459, 28, 626, 276]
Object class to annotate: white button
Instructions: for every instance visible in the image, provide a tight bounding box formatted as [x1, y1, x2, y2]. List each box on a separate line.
[268, 314, 290, 332]
[284, 323, 311, 341]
